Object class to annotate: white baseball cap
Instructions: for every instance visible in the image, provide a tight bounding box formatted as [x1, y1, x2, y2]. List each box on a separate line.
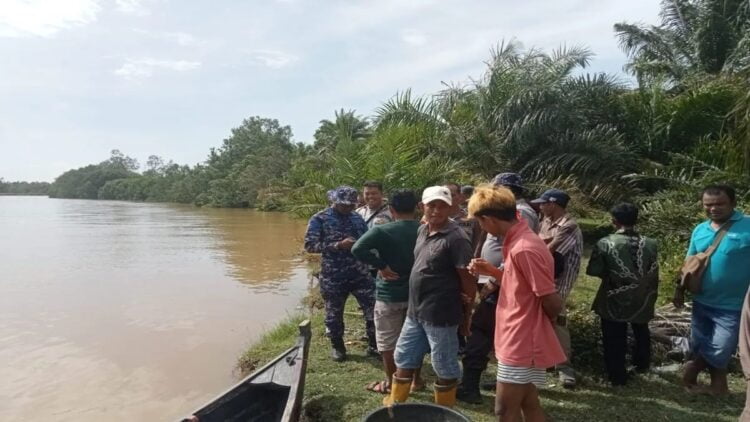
[421, 186, 452, 206]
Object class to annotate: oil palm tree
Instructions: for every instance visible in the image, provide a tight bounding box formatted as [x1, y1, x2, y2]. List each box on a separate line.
[615, 0, 750, 85]
[374, 40, 640, 202]
[313, 109, 371, 154]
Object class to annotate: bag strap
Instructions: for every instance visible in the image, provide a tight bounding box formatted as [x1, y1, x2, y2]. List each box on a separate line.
[705, 220, 736, 257]
[364, 204, 389, 225]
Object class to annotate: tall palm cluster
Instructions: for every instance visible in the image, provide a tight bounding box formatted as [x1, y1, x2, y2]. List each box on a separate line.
[264, 0, 750, 218]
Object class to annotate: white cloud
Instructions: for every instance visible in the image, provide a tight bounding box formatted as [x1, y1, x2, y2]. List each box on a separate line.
[115, 0, 149, 16]
[402, 29, 427, 46]
[0, 0, 100, 37]
[132, 28, 199, 46]
[249, 49, 299, 69]
[114, 58, 201, 80]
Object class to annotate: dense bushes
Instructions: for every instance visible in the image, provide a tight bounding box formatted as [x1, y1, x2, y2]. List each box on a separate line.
[0, 179, 50, 195]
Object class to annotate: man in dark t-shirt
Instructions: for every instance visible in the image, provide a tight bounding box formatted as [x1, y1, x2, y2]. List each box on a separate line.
[384, 186, 476, 408]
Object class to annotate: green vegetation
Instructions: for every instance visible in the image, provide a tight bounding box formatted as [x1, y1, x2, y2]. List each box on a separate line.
[0, 179, 50, 195]
[45, 0, 750, 219]
[42, 1, 750, 306]
[241, 268, 745, 422]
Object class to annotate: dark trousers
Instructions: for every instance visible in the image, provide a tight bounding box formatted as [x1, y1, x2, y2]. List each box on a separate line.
[463, 299, 497, 372]
[601, 318, 651, 385]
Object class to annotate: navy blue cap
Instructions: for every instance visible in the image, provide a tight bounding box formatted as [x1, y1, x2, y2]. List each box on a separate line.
[329, 186, 358, 205]
[492, 172, 524, 190]
[531, 189, 570, 207]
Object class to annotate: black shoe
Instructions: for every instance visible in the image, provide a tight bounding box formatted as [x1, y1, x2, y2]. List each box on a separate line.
[458, 368, 482, 403]
[456, 386, 482, 404]
[331, 338, 347, 362]
[331, 347, 347, 362]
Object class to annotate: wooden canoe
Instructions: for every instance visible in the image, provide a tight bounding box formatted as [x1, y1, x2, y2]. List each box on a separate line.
[179, 320, 311, 422]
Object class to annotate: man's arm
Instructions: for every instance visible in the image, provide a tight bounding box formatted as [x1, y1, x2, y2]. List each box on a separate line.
[303, 215, 338, 253]
[541, 292, 563, 320]
[585, 240, 606, 278]
[457, 267, 477, 336]
[351, 229, 387, 269]
[547, 223, 575, 253]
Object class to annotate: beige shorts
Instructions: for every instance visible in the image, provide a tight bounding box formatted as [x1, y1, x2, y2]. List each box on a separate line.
[374, 301, 408, 352]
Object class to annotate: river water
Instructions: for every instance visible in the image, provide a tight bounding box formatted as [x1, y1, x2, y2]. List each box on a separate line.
[0, 196, 311, 421]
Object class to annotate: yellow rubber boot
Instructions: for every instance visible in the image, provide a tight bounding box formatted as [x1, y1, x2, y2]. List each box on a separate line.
[383, 375, 411, 406]
[434, 381, 458, 408]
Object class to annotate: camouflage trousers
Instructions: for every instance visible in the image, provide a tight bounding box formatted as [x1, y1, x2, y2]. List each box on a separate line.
[320, 276, 375, 340]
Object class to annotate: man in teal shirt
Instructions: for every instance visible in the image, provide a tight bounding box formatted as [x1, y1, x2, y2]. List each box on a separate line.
[352, 189, 424, 395]
[675, 184, 750, 395]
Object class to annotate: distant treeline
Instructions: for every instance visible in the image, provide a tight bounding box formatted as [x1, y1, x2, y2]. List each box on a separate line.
[0, 179, 50, 195]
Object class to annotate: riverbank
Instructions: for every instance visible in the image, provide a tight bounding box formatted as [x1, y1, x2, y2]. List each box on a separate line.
[238, 262, 746, 421]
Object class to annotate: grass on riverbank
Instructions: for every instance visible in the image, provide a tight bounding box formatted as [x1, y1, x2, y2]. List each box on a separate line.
[239, 268, 745, 421]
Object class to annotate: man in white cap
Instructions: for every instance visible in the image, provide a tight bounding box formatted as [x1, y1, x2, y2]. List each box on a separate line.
[384, 186, 477, 408]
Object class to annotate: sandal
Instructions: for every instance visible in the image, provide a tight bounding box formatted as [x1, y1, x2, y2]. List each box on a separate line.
[365, 380, 391, 394]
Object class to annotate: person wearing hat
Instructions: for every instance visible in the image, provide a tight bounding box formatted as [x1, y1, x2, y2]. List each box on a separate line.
[531, 188, 583, 389]
[457, 172, 540, 404]
[304, 186, 377, 362]
[384, 186, 477, 408]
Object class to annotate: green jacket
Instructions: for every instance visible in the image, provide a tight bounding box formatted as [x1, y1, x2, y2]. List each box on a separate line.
[587, 230, 659, 323]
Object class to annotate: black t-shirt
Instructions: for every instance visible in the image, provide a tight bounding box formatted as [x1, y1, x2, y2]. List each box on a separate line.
[407, 221, 473, 326]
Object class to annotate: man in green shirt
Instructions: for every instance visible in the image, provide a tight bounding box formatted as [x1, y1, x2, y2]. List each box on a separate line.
[587, 202, 659, 386]
[352, 189, 424, 395]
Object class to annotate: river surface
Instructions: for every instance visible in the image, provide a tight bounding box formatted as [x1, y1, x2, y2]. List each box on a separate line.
[0, 196, 311, 421]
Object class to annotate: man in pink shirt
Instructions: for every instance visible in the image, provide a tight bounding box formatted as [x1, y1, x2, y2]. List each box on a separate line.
[468, 184, 566, 421]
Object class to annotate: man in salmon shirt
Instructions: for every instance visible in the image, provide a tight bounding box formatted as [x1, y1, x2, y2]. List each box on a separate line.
[468, 184, 566, 421]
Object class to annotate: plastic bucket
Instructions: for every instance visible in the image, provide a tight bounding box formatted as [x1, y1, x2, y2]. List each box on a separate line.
[362, 403, 471, 422]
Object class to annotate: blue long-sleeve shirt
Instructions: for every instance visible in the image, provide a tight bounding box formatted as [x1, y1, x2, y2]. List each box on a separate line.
[304, 207, 370, 283]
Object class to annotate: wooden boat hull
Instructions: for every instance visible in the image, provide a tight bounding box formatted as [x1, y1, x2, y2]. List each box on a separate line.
[180, 320, 311, 422]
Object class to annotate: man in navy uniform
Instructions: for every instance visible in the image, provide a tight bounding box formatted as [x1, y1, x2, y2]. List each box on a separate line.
[304, 186, 377, 361]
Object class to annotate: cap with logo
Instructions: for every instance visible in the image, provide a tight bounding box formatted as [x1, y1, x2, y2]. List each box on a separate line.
[421, 186, 452, 206]
[530, 189, 570, 207]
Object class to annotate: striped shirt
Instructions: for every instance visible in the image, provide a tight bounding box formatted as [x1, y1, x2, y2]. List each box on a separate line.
[540, 213, 583, 301]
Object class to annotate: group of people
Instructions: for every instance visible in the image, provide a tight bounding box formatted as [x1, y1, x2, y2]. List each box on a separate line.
[303, 176, 750, 421]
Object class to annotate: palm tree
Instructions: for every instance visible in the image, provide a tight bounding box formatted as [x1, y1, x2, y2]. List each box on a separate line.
[313, 109, 371, 154]
[615, 0, 750, 85]
[374, 40, 641, 202]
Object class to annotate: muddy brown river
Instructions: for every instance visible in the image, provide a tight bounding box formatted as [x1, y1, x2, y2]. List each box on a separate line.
[0, 196, 310, 421]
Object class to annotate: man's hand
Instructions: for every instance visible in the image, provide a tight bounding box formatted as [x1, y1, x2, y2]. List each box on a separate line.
[337, 237, 356, 250]
[673, 286, 685, 309]
[468, 258, 497, 277]
[378, 266, 400, 281]
[479, 282, 498, 300]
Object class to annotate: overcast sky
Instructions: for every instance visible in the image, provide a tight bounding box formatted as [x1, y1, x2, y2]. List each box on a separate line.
[0, 0, 661, 182]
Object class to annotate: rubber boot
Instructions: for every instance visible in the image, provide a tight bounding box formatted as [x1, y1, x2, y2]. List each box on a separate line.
[456, 368, 482, 404]
[330, 337, 347, 362]
[434, 381, 458, 408]
[383, 375, 411, 406]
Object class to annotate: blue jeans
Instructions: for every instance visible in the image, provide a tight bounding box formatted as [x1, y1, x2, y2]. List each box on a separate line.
[690, 301, 741, 369]
[394, 316, 462, 380]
